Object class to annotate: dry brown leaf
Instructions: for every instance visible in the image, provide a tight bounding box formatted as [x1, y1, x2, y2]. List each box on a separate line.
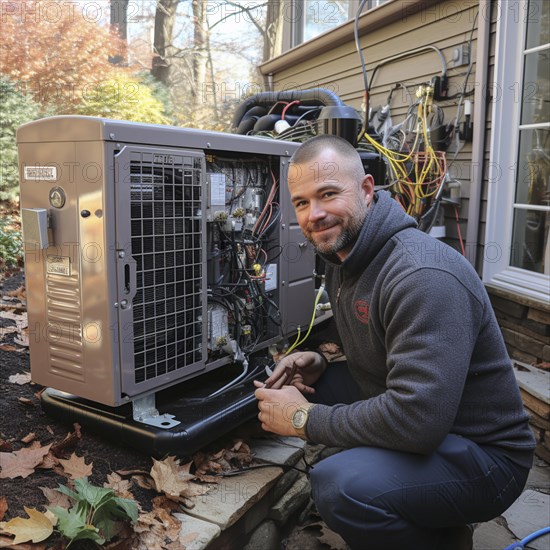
[17, 398, 34, 407]
[104, 473, 137, 504]
[6, 286, 26, 300]
[0, 534, 46, 549]
[20, 433, 36, 444]
[0, 345, 18, 352]
[0, 507, 55, 544]
[0, 444, 52, 479]
[58, 453, 93, 479]
[39, 486, 72, 509]
[50, 424, 81, 458]
[36, 452, 59, 470]
[0, 497, 7, 522]
[132, 474, 155, 491]
[7, 373, 31, 385]
[0, 440, 12, 453]
[150, 456, 193, 499]
[132, 509, 181, 550]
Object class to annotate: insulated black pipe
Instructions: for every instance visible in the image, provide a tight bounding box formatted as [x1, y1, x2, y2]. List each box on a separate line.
[232, 88, 345, 129]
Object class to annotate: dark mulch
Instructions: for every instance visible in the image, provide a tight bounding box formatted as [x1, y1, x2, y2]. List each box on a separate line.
[0, 271, 155, 541]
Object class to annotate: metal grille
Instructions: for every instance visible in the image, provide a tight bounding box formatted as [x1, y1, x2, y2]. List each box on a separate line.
[128, 151, 203, 383]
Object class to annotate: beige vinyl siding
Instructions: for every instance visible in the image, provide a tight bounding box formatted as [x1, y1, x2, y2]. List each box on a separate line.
[263, 0, 495, 266]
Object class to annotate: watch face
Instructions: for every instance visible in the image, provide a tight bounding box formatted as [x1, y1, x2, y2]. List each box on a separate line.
[292, 409, 307, 429]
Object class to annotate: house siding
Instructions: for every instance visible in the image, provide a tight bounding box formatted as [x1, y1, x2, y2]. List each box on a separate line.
[261, 1, 550, 361]
[264, 0, 481, 255]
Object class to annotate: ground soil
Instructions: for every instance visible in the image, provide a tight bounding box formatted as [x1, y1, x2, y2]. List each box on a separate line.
[0, 271, 162, 546]
[0, 270, 326, 550]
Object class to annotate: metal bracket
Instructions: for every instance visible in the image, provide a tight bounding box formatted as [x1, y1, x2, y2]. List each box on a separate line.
[132, 394, 180, 429]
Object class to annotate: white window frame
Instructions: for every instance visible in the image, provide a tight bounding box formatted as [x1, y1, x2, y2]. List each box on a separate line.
[484, 0, 550, 304]
[290, 0, 389, 48]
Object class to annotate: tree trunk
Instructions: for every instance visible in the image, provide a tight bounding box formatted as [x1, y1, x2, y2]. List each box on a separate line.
[110, 0, 130, 64]
[191, 0, 209, 118]
[151, 0, 180, 86]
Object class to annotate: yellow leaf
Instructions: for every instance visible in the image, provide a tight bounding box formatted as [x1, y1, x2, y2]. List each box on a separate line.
[2, 507, 54, 544]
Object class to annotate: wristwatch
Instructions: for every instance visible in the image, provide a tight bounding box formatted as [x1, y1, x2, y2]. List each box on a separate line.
[291, 404, 315, 439]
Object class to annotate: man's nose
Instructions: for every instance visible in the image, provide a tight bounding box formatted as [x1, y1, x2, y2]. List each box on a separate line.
[308, 200, 326, 222]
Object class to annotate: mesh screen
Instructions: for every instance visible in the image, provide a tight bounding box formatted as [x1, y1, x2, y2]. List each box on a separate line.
[129, 151, 203, 383]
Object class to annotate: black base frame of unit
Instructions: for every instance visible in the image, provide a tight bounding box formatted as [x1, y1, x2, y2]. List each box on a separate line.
[41, 364, 268, 460]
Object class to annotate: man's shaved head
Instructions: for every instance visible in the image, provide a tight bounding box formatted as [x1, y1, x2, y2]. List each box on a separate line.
[289, 134, 366, 186]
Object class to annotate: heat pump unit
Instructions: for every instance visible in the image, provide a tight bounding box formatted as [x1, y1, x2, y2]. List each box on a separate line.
[17, 117, 317, 430]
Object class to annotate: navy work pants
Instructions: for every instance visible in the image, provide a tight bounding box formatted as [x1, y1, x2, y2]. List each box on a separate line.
[307, 362, 531, 550]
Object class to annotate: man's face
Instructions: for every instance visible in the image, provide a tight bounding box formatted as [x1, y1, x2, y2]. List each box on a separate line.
[288, 149, 374, 260]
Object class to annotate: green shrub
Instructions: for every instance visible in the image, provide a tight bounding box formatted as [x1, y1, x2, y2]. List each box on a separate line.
[0, 77, 41, 201]
[0, 215, 23, 270]
[74, 71, 172, 125]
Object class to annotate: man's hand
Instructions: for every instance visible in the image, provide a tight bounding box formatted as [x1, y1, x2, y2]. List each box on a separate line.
[253, 351, 327, 394]
[255, 385, 310, 436]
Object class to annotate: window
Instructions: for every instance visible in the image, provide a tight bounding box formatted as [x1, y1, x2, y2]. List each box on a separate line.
[290, 0, 390, 47]
[484, 0, 549, 302]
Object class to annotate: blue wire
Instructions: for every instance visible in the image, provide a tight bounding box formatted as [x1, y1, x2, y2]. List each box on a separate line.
[503, 526, 550, 550]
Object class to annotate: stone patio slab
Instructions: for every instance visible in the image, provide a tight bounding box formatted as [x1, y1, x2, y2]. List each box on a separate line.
[173, 513, 221, 550]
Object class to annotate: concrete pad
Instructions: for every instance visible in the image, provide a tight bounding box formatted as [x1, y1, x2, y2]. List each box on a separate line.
[473, 520, 517, 550]
[185, 466, 282, 529]
[502, 491, 550, 550]
[172, 513, 220, 550]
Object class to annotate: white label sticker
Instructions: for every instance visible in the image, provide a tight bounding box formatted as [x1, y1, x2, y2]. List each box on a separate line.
[46, 256, 70, 276]
[209, 173, 226, 206]
[265, 263, 277, 292]
[24, 166, 57, 181]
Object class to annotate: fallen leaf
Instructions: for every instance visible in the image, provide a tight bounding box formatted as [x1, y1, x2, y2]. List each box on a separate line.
[0, 507, 55, 544]
[20, 433, 36, 444]
[18, 398, 34, 407]
[8, 373, 31, 385]
[40, 487, 72, 509]
[50, 425, 81, 458]
[6, 286, 26, 300]
[150, 457, 192, 499]
[37, 452, 59, 470]
[0, 440, 12, 453]
[0, 497, 7, 522]
[58, 453, 93, 479]
[0, 345, 17, 352]
[132, 475, 155, 491]
[0, 444, 52, 479]
[104, 473, 135, 501]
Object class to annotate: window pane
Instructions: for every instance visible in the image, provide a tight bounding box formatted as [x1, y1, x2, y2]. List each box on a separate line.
[514, 128, 550, 206]
[510, 208, 549, 274]
[304, 0, 350, 42]
[525, 0, 550, 50]
[521, 50, 550, 125]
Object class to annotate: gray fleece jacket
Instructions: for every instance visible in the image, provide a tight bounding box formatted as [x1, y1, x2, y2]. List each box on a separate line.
[306, 191, 535, 468]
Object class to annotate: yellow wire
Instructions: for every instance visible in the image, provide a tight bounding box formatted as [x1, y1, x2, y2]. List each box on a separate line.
[285, 284, 326, 356]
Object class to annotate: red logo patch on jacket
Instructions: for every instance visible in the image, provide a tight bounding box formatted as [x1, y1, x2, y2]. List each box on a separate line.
[354, 300, 370, 324]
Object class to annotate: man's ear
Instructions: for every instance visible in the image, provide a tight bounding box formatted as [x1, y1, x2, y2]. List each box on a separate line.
[361, 174, 375, 204]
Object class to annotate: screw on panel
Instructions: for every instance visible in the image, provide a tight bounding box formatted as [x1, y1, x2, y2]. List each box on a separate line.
[118, 251, 125, 258]
[109, 133, 115, 139]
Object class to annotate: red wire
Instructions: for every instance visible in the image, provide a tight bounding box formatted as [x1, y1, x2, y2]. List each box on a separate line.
[281, 100, 300, 120]
[454, 206, 465, 256]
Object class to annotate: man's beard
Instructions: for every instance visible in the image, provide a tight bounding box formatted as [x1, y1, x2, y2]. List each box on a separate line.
[305, 204, 368, 256]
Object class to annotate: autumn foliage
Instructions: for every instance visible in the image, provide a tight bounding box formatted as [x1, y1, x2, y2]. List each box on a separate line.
[0, 0, 128, 112]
